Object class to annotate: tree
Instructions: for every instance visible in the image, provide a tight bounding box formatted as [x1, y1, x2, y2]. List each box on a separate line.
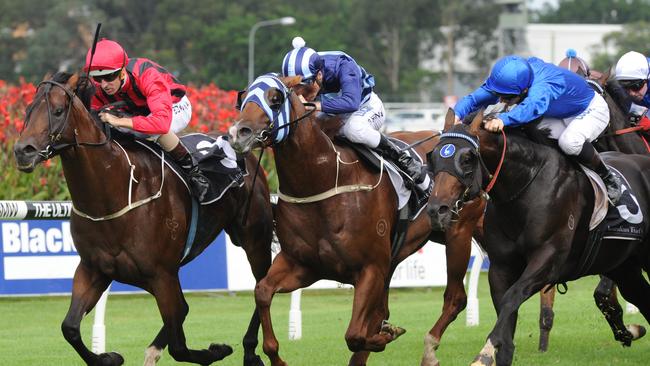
[532, 0, 650, 24]
[590, 21, 650, 72]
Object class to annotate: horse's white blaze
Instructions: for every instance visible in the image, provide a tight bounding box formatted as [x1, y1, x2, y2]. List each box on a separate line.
[420, 333, 440, 366]
[143, 346, 162, 366]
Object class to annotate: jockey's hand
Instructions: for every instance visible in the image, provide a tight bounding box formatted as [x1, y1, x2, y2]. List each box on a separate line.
[298, 94, 321, 111]
[484, 118, 504, 133]
[99, 111, 133, 129]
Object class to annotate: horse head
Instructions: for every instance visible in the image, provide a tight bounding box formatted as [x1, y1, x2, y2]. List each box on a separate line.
[14, 72, 98, 172]
[229, 74, 306, 154]
[427, 109, 486, 230]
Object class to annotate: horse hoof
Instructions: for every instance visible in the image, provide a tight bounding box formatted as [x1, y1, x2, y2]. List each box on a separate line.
[627, 324, 646, 340]
[380, 321, 407, 340]
[96, 352, 124, 366]
[208, 343, 233, 361]
[244, 354, 265, 366]
[470, 353, 494, 366]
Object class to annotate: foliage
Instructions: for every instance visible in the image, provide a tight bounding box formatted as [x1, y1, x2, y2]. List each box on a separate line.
[0, 0, 499, 101]
[590, 21, 650, 72]
[0, 79, 269, 200]
[532, 0, 650, 24]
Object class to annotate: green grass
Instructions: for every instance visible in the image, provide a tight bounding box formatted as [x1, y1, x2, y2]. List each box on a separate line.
[0, 274, 647, 365]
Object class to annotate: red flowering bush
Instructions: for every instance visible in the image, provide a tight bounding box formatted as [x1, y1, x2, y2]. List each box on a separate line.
[0, 80, 269, 200]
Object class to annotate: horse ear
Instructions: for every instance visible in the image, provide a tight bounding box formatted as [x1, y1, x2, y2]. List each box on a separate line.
[66, 73, 80, 90]
[282, 76, 303, 89]
[41, 72, 52, 82]
[443, 108, 456, 132]
[469, 109, 484, 135]
[598, 70, 610, 86]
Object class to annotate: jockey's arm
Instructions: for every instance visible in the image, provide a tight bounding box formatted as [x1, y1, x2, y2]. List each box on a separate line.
[454, 85, 498, 123]
[320, 61, 362, 114]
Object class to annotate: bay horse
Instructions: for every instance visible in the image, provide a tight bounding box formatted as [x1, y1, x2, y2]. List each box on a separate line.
[428, 110, 650, 366]
[537, 77, 648, 351]
[229, 74, 484, 366]
[13, 72, 274, 366]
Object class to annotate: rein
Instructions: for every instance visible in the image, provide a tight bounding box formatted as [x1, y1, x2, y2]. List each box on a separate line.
[484, 129, 507, 193]
[255, 101, 317, 146]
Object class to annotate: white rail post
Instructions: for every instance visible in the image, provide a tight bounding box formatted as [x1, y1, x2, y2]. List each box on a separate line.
[288, 289, 303, 340]
[466, 239, 483, 327]
[92, 285, 111, 353]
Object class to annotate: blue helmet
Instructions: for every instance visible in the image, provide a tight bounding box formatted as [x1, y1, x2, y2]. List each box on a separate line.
[485, 55, 533, 95]
[281, 45, 323, 83]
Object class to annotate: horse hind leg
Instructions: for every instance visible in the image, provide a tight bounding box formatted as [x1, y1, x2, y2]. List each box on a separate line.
[143, 298, 190, 366]
[605, 270, 649, 345]
[538, 285, 555, 352]
[61, 264, 122, 365]
[152, 275, 233, 365]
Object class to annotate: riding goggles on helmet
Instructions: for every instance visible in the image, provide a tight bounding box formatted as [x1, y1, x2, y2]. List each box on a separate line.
[619, 79, 646, 92]
[92, 69, 122, 83]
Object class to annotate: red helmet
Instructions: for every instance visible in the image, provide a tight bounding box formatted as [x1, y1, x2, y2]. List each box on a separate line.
[84, 39, 128, 76]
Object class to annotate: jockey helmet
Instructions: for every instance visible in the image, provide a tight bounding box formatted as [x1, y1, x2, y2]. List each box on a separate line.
[558, 49, 590, 76]
[614, 51, 649, 81]
[84, 39, 128, 76]
[281, 37, 323, 83]
[485, 55, 533, 95]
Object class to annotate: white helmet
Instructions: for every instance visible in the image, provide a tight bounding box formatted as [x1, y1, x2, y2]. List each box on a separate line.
[614, 51, 649, 80]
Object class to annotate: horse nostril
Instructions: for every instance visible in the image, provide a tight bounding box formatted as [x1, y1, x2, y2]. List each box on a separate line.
[438, 205, 449, 216]
[238, 127, 252, 139]
[14, 143, 37, 156]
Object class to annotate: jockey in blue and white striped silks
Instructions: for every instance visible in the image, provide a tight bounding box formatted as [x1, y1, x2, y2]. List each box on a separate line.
[242, 73, 292, 143]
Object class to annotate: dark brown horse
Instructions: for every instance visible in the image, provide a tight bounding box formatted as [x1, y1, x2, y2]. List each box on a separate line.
[538, 78, 648, 351]
[428, 110, 650, 366]
[229, 74, 483, 366]
[13, 72, 273, 366]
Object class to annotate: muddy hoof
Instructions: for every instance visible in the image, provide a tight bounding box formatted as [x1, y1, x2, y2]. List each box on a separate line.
[380, 321, 406, 340]
[244, 354, 265, 366]
[209, 343, 233, 361]
[96, 352, 124, 366]
[470, 353, 494, 366]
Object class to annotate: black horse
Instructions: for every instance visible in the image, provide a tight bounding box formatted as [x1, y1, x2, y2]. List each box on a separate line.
[428, 110, 650, 366]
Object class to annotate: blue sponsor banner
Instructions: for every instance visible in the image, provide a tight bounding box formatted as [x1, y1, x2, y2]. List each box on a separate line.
[0, 220, 228, 295]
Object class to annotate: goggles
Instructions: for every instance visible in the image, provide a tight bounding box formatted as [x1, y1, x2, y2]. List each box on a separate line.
[92, 69, 122, 83]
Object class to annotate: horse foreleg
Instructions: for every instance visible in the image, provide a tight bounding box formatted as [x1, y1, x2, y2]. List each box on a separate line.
[61, 263, 120, 365]
[345, 265, 399, 356]
[256, 252, 314, 366]
[143, 298, 190, 366]
[421, 219, 473, 366]
[152, 275, 232, 365]
[593, 275, 633, 346]
[606, 268, 650, 344]
[538, 285, 555, 352]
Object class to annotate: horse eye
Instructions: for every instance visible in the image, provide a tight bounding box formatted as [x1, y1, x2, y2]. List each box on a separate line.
[54, 107, 64, 117]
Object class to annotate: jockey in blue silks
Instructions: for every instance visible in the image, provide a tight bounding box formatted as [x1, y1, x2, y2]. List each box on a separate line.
[454, 55, 622, 204]
[280, 37, 425, 184]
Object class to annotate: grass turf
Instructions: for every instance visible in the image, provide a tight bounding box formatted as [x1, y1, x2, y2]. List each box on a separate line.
[0, 274, 647, 365]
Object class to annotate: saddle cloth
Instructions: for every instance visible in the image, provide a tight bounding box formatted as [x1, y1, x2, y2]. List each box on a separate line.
[343, 136, 433, 220]
[582, 165, 644, 240]
[137, 134, 246, 205]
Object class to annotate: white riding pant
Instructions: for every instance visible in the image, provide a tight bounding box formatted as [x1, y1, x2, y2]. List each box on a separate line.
[537, 93, 610, 156]
[340, 92, 385, 148]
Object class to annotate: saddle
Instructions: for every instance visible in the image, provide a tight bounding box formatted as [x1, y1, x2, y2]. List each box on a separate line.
[336, 135, 432, 221]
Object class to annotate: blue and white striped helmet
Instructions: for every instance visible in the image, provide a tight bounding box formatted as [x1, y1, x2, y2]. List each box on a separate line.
[281, 37, 323, 83]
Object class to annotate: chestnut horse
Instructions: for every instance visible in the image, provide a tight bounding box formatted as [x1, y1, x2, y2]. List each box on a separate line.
[229, 74, 483, 366]
[13, 73, 273, 366]
[428, 110, 650, 366]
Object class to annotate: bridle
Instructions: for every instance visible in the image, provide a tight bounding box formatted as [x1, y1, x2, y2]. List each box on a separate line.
[24, 80, 110, 159]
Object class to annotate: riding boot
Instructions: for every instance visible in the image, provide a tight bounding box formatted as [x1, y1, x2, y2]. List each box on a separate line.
[168, 142, 210, 201]
[575, 142, 623, 205]
[376, 134, 426, 185]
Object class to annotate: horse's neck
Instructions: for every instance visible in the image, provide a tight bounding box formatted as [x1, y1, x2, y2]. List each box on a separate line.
[480, 130, 558, 199]
[60, 113, 132, 211]
[274, 117, 341, 195]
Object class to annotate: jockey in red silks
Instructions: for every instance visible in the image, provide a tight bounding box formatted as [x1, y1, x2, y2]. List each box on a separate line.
[280, 36, 425, 185]
[83, 39, 208, 199]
